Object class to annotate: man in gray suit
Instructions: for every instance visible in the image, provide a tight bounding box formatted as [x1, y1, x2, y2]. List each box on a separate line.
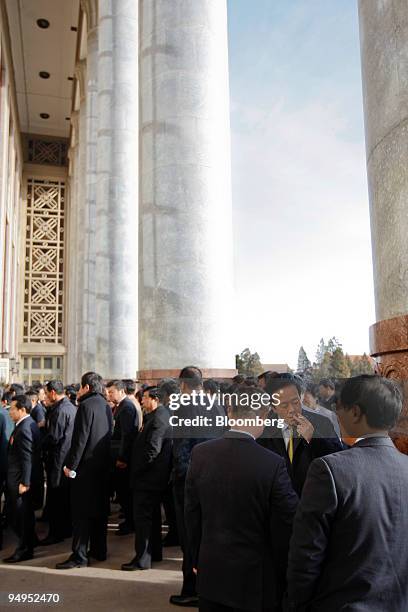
[287, 374, 408, 612]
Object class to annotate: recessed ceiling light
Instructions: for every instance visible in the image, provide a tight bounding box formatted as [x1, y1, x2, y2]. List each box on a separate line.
[40, 113, 50, 119]
[37, 18, 50, 29]
[39, 71, 50, 79]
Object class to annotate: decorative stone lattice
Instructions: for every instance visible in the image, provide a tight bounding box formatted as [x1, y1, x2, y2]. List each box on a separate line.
[27, 139, 68, 166]
[23, 179, 65, 343]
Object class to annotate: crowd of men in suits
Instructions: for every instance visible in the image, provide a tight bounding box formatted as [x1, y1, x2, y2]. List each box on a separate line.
[0, 368, 407, 611]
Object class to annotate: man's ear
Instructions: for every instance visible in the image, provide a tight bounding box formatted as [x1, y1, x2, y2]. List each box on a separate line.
[351, 404, 363, 422]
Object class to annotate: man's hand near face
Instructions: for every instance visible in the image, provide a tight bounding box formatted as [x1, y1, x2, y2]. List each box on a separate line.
[294, 414, 314, 443]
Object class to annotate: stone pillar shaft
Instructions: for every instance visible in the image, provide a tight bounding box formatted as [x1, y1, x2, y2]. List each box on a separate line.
[139, 0, 235, 376]
[359, 0, 408, 438]
[95, 0, 139, 378]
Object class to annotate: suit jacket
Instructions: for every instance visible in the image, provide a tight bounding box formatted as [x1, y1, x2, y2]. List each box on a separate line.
[111, 397, 139, 463]
[185, 431, 299, 611]
[66, 391, 113, 518]
[130, 405, 172, 491]
[42, 396, 77, 487]
[258, 409, 343, 495]
[7, 416, 41, 498]
[0, 407, 13, 473]
[287, 437, 408, 612]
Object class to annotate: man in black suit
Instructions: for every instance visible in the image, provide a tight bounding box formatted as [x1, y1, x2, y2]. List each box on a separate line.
[107, 379, 139, 535]
[56, 372, 113, 569]
[122, 386, 172, 570]
[287, 375, 408, 612]
[185, 386, 298, 612]
[317, 378, 337, 411]
[258, 375, 343, 496]
[39, 380, 76, 545]
[4, 394, 41, 563]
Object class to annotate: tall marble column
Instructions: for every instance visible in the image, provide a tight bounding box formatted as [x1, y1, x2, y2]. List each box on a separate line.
[80, 0, 98, 371]
[66, 111, 79, 383]
[95, 0, 139, 378]
[74, 61, 87, 380]
[358, 0, 408, 439]
[138, 0, 236, 381]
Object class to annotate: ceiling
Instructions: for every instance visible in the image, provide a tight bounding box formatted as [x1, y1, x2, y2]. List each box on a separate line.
[5, 0, 80, 138]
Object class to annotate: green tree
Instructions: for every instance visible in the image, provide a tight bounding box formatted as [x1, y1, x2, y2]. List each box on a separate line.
[349, 353, 375, 376]
[315, 338, 326, 365]
[297, 346, 311, 372]
[329, 347, 351, 378]
[235, 348, 263, 376]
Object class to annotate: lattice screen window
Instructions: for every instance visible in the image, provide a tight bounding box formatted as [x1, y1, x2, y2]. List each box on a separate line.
[23, 179, 65, 343]
[27, 139, 68, 166]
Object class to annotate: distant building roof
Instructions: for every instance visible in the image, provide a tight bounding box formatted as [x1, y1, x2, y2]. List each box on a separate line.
[261, 363, 290, 373]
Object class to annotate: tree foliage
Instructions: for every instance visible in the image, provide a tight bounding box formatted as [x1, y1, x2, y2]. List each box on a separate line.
[236, 348, 263, 376]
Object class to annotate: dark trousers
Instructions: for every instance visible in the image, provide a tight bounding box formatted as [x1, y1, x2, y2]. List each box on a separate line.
[133, 489, 162, 568]
[115, 467, 133, 527]
[8, 489, 35, 554]
[199, 598, 279, 612]
[48, 480, 71, 539]
[174, 478, 196, 597]
[162, 482, 179, 542]
[71, 516, 107, 564]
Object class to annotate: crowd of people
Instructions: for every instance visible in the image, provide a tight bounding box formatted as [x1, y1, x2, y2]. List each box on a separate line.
[0, 367, 407, 611]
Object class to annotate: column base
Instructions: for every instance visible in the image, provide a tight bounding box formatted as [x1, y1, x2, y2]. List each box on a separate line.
[370, 314, 408, 450]
[137, 368, 237, 385]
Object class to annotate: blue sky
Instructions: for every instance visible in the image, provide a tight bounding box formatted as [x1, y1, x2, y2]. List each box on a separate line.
[227, 0, 375, 368]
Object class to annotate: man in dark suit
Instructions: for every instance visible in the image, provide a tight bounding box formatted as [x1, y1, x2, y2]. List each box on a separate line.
[170, 366, 216, 608]
[39, 380, 76, 545]
[287, 375, 408, 612]
[56, 372, 113, 569]
[185, 386, 298, 612]
[107, 379, 139, 535]
[122, 386, 172, 570]
[4, 394, 41, 563]
[258, 375, 343, 496]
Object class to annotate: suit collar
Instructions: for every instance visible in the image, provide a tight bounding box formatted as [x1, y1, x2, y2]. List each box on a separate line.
[224, 430, 255, 441]
[353, 436, 394, 448]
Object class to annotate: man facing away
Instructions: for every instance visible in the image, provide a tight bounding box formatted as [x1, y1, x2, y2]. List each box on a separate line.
[56, 372, 113, 569]
[287, 375, 408, 612]
[4, 395, 41, 563]
[185, 386, 298, 612]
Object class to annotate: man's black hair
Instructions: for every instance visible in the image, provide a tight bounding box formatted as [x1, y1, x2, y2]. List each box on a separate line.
[203, 378, 219, 395]
[158, 378, 179, 403]
[123, 379, 137, 395]
[339, 375, 402, 430]
[26, 387, 39, 400]
[10, 383, 25, 395]
[319, 378, 335, 390]
[81, 371, 104, 394]
[143, 386, 160, 401]
[106, 379, 126, 392]
[12, 394, 32, 414]
[2, 391, 13, 404]
[305, 382, 319, 398]
[179, 366, 202, 390]
[46, 380, 65, 395]
[265, 373, 304, 397]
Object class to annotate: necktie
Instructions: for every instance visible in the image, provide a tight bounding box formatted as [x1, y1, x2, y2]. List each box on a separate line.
[288, 427, 294, 463]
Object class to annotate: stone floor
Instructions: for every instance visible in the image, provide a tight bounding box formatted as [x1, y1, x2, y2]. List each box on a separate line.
[0, 513, 185, 612]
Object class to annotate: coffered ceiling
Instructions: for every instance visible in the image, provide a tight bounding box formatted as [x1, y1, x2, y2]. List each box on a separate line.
[5, 0, 80, 137]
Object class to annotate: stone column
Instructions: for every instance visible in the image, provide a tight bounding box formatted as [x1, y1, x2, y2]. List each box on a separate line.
[74, 60, 87, 380]
[95, 0, 139, 378]
[80, 1, 99, 371]
[139, 0, 236, 381]
[358, 0, 408, 439]
[65, 111, 79, 382]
